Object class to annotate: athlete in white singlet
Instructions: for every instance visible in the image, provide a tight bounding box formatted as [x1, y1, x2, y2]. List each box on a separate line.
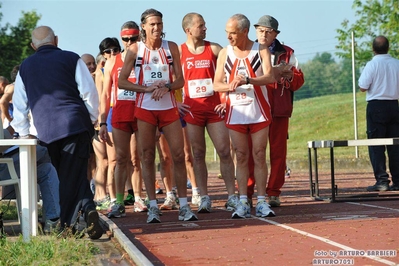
[118, 8, 198, 224]
[213, 14, 277, 219]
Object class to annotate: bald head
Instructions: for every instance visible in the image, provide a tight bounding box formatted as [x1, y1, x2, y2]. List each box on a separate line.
[81, 54, 96, 73]
[182, 12, 203, 32]
[373, 35, 389, 54]
[31, 26, 57, 49]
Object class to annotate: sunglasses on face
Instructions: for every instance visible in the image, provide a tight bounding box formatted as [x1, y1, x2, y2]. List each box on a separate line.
[103, 47, 120, 54]
[121, 36, 139, 43]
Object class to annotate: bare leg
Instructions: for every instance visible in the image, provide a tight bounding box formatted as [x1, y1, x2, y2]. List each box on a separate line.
[106, 132, 117, 200]
[93, 138, 108, 201]
[136, 120, 157, 202]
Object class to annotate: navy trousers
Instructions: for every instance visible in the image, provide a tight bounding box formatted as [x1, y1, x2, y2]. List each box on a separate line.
[366, 100, 399, 185]
[45, 131, 95, 228]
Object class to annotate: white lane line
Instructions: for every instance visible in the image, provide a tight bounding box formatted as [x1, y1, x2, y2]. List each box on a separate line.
[255, 216, 397, 265]
[346, 201, 399, 212]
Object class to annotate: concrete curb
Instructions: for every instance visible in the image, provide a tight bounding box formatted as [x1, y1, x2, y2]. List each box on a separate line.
[99, 213, 153, 266]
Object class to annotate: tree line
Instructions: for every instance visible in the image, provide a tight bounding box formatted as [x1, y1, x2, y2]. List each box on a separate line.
[0, 3, 40, 81]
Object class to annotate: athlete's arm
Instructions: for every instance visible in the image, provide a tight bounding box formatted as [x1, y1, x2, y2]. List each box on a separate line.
[251, 45, 276, 85]
[210, 42, 223, 58]
[213, 48, 230, 92]
[167, 41, 184, 90]
[151, 41, 185, 101]
[118, 44, 157, 93]
[98, 57, 114, 142]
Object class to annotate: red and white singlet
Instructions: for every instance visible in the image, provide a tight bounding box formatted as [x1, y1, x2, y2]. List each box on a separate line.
[134, 40, 177, 111]
[224, 42, 272, 125]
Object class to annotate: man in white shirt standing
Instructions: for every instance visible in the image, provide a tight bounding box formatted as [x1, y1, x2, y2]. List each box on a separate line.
[358, 35, 399, 192]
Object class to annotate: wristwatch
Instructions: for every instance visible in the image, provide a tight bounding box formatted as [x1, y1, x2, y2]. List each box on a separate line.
[165, 83, 172, 92]
[246, 76, 250, 85]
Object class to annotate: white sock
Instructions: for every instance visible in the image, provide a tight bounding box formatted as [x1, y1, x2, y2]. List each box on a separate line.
[179, 197, 188, 206]
[149, 200, 158, 208]
[239, 195, 248, 203]
[192, 187, 200, 195]
[257, 196, 266, 202]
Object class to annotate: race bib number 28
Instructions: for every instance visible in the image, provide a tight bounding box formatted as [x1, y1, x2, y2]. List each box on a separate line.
[230, 85, 254, 106]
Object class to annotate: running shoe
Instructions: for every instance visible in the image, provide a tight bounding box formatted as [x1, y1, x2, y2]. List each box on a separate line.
[95, 197, 111, 211]
[225, 194, 239, 211]
[191, 194, 201, 206]
[285, 167, 291, 178]
[134, 198, 148, 212]
[107, 202, 126, 218]
[155, 180, 163, 194]
[160, 195, 178, 210]
[43, 218, 60, 234]
[172, 189, 179, 204]
[268, 196, 281, 207]
[147, 206, 161, 223]
[197, 195, 211, 213]
[231, 201, 251, 219]
[178, 204, 198, 221]
[124, 194, 135, 205]
[255, 200, 276, 217]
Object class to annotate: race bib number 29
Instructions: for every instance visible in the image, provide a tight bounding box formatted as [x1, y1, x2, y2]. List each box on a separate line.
[188, 78, 214, 98]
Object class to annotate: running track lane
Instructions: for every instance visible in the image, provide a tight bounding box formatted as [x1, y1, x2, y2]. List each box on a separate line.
[102, 199, 399, 265]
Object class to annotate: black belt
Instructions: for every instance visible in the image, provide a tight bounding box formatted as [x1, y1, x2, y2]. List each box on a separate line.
[368, 99, 398, 102]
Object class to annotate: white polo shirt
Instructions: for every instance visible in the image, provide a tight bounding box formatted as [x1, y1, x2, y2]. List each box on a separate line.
[358, 54, 399, 101]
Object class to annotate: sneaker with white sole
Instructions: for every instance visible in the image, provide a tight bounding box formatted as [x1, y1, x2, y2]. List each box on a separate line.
[134, 198, 148, 212]
[197, 195, 212, 213]
[160, 195, 178, 210]
[95, 197, 111, 211]
[191, 194, 201, 206]
[225, 194, 239, 211]
[232, 201, 251, 219]
[147, 206, 161, 223]
[268, 196, 281, 207]
[107, 202, 126, 218]
[124, 194, 135, 205]
[256, 200, 275, 217]
[178, 204, 198, 221]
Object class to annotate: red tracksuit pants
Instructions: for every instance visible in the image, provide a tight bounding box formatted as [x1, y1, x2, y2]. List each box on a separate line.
[247, 117, 289, 198]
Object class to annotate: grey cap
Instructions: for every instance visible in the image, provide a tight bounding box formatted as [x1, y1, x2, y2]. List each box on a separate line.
[254, 15, 280, 33]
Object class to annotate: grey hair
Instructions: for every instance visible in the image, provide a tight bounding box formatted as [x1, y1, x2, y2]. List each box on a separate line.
[96, 54, 106, 65]
[31, 26, 55, 47]
[230, 14, 250, 32]
[121, 21, 140, 31]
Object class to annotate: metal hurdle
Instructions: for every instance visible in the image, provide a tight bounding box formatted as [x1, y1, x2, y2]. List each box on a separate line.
[308, 138, 399, 202]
